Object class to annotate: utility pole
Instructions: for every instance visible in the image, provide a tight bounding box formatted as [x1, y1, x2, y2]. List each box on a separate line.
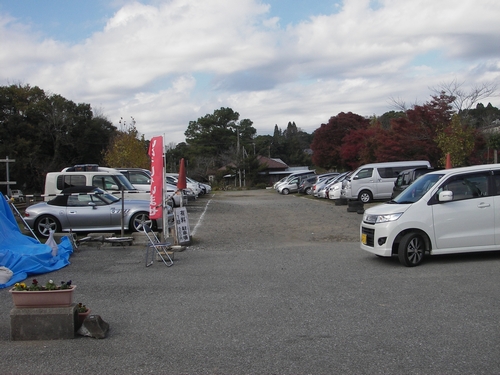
[0, 156, 16, 196]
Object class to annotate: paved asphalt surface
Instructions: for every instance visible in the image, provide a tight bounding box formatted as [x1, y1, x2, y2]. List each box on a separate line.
[1, 189, 500, 374]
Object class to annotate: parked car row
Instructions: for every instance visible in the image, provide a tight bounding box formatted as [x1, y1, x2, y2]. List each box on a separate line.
[20, 165, 213, 238]
[274, 171, 346, 199]
[275, 161, 436, 206]
[273, 171, 316, 195]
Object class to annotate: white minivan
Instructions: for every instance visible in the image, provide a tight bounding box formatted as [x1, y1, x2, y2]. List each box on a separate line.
[44, 164, 150, 201]
[360, 164, 500, 267]
[342, 160, 431, 203]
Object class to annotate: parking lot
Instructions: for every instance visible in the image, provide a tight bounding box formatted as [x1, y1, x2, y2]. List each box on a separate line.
[1, 189, 500, 374]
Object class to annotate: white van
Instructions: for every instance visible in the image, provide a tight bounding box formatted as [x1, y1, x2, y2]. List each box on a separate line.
[44, 164, 150, 201]
[342, 161, 431, 203]
[360, 164, 500, 267]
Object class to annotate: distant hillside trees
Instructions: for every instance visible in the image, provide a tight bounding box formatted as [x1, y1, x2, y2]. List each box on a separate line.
[311, 92, 497, 170]
[0, 84, 116, 192]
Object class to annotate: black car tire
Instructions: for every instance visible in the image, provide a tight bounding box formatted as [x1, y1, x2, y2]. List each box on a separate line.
[305, 187, 312, 195]
[34, 215, 61, 238]
[281, 188, 290, 195]
[358, 190, 373, 203]
[398, 232, 425, 267]
[130, 212, 153, 232]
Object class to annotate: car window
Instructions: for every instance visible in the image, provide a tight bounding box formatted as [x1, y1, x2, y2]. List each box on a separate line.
[378, 167, 395, 178]
[394, 173, 444, 204]
[394, 174, 405, 188]
[166, 176, 177, 184]
[57, 175, 86, 190]
[129, 172, 150, 184]
[356, 168, 373, 179]
[67, 193, 106, 206]
[93, 176, 118, 190]
[438, 172, 489, 201]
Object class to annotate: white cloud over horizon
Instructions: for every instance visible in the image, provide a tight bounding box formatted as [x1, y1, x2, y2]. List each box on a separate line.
[1, 0, 499, 144]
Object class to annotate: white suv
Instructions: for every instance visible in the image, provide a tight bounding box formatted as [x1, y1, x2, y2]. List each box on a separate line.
[165, 174, 201, 199]
[361, 164, 500, 267]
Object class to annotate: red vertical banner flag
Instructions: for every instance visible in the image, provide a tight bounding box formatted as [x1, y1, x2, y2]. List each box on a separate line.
[148, 136, 164, 219]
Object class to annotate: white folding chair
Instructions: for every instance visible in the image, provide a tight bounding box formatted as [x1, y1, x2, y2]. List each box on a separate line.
[143, 224, 174, 267]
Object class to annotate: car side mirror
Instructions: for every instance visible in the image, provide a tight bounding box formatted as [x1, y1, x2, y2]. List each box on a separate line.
[88, 202, 97, 209]
[438, 190, 453, 202]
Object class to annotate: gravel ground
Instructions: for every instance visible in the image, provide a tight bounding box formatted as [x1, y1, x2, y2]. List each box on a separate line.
[1, 190, 500, 375]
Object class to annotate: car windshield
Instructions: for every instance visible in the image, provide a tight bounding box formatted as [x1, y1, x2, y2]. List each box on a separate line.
[391, 173, 445, 204]
[116, 175, 137, 190]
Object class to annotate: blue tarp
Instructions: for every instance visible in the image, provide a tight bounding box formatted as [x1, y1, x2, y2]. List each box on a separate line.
[0, 196, 73, 289]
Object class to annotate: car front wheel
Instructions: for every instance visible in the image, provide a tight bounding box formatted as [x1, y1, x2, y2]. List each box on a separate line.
[130, 212, 153, 232]
[358, 190, 373, 203]
[281, 188, 290, 195]
[398, 232, 425, 267]
[34, 215, 61, 238]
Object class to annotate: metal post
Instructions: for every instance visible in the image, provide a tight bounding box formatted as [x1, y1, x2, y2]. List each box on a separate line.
[121, 188, 124, 237]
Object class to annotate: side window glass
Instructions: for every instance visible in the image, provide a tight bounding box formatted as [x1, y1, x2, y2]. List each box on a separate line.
[440, 173, 489, 201]
[67, 196, 79, 206]
[395, 175, 404, 187]
[492, 172, 500, 196]
[130, 172, 150, 184]
[57, 175, 86, 190]
[356, 168, 373, 179]
[90, 194, 106, 206]
[402, 173, 411, 185]
[378, 167, 394, 179]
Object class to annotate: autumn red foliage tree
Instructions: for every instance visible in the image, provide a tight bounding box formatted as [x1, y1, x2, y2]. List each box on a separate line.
[340, 123, 384, 169]
[311, 112, 370, 170]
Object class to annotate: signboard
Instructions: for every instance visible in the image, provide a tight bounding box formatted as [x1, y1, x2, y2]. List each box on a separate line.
[174, 207, 191, 245]
[148, 136, 163, 219]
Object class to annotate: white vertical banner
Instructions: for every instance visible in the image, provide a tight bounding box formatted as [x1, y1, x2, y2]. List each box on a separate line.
[174, 207, 191, 245]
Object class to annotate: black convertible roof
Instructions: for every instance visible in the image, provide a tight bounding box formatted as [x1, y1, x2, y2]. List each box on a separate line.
[47, 186, 99, 206]
[61, 186, 98, 194]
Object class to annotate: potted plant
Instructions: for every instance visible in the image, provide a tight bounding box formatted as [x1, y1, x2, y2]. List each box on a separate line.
[9, 279, 75, 308]
[76, 302, 91, 327]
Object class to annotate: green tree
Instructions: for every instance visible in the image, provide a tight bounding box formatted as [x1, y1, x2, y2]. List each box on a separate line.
[185, 107, 242, 158]
[103, 117, 149, 168]
[435, 114, 476, 167]
[0, 84, 116, 192]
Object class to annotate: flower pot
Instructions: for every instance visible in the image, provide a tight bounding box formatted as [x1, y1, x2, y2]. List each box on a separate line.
[77, 309, 91, 328]
[9, 286, 76, 308]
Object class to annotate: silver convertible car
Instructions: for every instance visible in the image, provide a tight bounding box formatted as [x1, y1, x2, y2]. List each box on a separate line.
[24, 186, 162, 237]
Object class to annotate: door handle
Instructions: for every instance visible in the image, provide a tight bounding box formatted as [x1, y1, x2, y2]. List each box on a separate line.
[477, 203, 490, 208]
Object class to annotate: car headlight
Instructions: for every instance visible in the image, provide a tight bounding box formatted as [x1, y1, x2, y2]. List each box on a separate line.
[363, 213, 403, 224]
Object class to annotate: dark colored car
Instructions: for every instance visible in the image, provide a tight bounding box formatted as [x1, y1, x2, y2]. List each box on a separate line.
[298, 176, 318, 195]
[391, 167, 434, 199]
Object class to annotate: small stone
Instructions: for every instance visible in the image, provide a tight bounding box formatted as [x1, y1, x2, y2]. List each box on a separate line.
[77, 314, 110, 339]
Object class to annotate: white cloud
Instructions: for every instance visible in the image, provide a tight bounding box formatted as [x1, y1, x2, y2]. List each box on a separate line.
[1, 0, 499, 143]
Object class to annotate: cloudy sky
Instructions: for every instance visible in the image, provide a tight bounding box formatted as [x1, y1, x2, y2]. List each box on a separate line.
[1, 0, 499, 145]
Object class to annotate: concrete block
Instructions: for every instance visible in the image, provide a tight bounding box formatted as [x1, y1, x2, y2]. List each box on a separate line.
[10, 304, 77, 341]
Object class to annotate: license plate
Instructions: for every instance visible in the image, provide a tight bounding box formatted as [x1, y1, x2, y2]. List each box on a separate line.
[361, 233, 367, 244]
